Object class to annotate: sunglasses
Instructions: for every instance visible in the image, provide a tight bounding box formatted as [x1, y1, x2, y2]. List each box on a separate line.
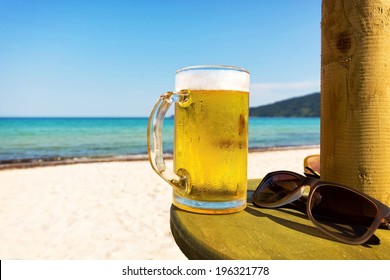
[252, 171, 390, 245]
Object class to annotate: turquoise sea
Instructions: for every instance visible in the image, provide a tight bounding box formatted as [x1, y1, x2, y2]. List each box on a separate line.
[0, 117, 320, 163]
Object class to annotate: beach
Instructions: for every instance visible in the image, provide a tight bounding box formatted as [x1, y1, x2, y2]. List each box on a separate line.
[0, 147, 319, 260]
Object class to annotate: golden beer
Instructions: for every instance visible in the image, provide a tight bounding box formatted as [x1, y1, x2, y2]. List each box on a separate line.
[173, 89, 249, 214]
[148, 65, 250, 214]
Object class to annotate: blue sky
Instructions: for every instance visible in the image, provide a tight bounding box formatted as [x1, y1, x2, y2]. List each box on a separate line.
[0, 0, 321, 117]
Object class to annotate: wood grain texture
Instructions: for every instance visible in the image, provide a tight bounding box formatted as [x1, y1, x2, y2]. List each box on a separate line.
[321, 0, 390, 205]
[170, 179, 390, 259]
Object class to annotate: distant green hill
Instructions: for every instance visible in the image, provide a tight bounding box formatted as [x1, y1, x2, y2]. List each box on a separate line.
[249, 92, 320, 117]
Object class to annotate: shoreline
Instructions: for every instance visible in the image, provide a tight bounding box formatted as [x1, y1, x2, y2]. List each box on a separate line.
[0, 145, 320, 170]
[0, 146, 320, 259]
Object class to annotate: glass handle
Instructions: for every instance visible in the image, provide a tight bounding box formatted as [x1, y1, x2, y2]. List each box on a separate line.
[147, 90, 190, 195]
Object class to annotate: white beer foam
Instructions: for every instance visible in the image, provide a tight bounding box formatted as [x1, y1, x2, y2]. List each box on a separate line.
[175, 69, 250, 92]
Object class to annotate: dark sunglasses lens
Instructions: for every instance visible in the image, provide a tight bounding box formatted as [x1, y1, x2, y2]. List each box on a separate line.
[253, 173, 302, 206]
[309, 185, 377, 240]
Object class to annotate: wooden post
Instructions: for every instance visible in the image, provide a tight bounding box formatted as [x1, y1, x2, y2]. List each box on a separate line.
[321, 0, 390, 205]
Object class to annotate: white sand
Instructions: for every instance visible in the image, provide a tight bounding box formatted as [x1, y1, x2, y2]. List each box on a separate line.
[0, 147, 319, 260]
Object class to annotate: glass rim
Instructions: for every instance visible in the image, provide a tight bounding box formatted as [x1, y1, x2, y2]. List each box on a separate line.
[176, 65, 250, 75]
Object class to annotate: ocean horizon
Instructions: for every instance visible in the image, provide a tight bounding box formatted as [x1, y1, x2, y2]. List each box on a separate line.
[0, 117, 320, 165]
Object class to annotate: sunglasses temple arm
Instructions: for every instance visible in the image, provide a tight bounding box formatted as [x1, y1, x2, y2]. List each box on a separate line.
[382, 211, 390, 229]
[288, 198, 307, 215]
[304, 166, 320, 179]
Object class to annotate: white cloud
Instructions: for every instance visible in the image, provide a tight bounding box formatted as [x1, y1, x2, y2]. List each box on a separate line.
[249, 80, 320, 107]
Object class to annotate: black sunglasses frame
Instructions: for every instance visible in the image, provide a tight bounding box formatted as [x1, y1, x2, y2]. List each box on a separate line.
[253, 171, 390, 245]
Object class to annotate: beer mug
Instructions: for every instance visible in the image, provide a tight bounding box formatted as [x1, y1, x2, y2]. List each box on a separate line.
[147, 65, 250, 214]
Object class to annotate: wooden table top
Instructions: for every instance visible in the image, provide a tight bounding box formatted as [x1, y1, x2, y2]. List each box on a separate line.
[170, 179, 390, 260]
